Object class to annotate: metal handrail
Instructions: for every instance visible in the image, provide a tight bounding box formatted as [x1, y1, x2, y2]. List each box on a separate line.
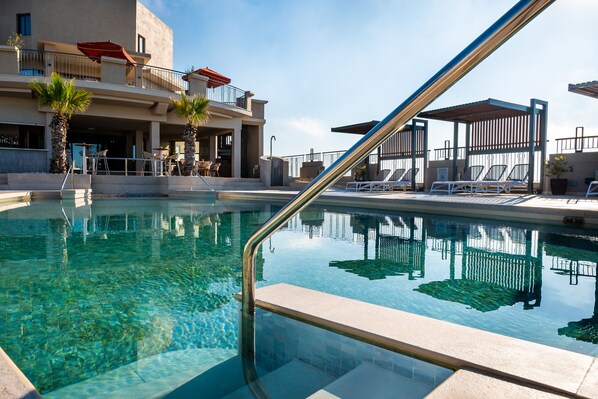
[242, 0, 554, 316]
[190, 169, 215, 192]
[60, 163, 73, 190]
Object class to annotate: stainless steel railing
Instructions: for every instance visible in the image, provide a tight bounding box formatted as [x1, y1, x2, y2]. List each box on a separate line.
[241, 0, 555, 315]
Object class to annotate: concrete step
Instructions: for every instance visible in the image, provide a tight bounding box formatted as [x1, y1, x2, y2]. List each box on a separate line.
[223, 359, 335, 399]
[308, 362, 433, 399]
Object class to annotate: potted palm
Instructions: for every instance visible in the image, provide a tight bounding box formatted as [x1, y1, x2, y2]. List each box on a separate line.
[545, 155, 573, 195]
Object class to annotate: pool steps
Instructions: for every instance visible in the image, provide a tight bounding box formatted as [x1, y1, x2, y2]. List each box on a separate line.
[244, 283, 598, 399]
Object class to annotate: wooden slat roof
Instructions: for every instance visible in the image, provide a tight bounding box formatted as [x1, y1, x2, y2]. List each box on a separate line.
[418, 98, 531, 123]
[331, 120, 416, 135]
[568, 80, 598, 100]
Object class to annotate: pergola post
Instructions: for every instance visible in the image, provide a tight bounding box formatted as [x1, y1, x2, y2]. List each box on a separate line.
[538, 100, 548, 194]
[528, 99, 537, 194]
[422, 119, 429, 191]
[411, 123, 417, 191]
[452, 122, 459, 179]
[465, 123, 471, 174]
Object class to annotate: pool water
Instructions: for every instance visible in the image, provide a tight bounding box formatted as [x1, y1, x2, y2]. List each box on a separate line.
[0, 198, 596, 396]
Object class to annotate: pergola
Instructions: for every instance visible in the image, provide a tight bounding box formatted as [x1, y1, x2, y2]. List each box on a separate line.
[419, 98, 547, 194]
[569, 80, 598, 100]
[332, 119, 429, 191]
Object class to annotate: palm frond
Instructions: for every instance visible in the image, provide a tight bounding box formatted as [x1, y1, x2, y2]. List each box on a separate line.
[30, 72, 92, 118]
[171, 93, 210, 127]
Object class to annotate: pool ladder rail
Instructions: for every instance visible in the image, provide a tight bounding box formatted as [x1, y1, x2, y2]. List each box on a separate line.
[239, 1, 556, 398]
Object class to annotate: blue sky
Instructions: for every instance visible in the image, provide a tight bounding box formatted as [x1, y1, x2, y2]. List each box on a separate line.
[139, 0, 598, 157]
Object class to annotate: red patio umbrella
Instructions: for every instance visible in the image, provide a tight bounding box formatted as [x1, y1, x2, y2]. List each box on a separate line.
[76, 41, 136, 65]
[193, 67, 231, 88]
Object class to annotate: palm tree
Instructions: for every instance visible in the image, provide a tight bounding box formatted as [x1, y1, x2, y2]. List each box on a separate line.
[30, 73, 92, 174]
[171, 93, 210, 176]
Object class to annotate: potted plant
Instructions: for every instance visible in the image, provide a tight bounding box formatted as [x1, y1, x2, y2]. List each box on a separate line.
[545, 155, 573, 195]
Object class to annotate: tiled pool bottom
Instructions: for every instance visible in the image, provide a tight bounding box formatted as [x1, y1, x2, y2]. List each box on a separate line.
[42, 309, 451, 398]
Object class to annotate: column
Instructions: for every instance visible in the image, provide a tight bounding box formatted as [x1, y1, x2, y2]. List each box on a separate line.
[135, 129, 144, 175]
[149, 121, 161, 175]
[232, 122, 242, 178]
[452, 122, 459, 179]
[44, 112, 53, 169]
[209, 135, 217, 162]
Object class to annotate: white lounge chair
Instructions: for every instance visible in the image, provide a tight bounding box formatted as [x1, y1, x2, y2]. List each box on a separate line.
[345, 169, 390, 191]
[476, 164, 528, 194]
[448, 164, 507, 194]
[379, 167, 419, 191]
[586, 181, 598, 198]
[358, 168, 406, 191]
[430, 165, 484, 194]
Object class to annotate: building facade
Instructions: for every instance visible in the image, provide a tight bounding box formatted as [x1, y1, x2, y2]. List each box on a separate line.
[0, 0, 266, 178]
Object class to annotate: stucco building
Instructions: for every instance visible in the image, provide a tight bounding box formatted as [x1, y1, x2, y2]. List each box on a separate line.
[0, 0, 266, 178]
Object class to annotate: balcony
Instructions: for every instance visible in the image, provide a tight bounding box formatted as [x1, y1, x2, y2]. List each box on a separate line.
[2, 47, 248, 109]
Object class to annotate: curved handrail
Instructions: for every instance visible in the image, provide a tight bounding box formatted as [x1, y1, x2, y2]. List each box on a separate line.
[242, 0, 554, 316]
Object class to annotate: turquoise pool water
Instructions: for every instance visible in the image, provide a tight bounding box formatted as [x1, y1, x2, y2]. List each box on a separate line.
[0, 198, 596, 396]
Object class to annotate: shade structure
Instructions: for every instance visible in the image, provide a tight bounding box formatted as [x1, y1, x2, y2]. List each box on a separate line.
[195, 67, 231, 89]
[77, 41, 136, 64]
[415, 279, 527, 312]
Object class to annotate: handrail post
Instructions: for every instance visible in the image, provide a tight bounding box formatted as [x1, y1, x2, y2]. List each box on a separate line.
[242, 0, 554, 316]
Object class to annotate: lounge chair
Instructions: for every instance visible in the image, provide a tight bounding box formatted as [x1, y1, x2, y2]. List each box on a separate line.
[586, 181, 598, 198]
[379, 167, 419, 191]
[345, 169, 390, 191]
[449, 164, 507, 194]
[475, 163, 528, 194]
[430, 165, 484, 194]
[358, 168, 406, 191]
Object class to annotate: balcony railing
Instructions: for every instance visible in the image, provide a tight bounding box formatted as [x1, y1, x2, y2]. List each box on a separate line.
[555, 135, 598, 153]
[135, 64, 187, 94]
[432, 146, 466, 161]
[206, 84, 247, 108]
[16, 49, 246, 108]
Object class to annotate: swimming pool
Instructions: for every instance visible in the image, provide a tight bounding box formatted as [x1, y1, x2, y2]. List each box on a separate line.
[0, 198, 596, 396]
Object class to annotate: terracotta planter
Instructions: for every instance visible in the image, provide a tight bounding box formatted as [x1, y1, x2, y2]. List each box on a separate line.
[550, 178, 568, 195]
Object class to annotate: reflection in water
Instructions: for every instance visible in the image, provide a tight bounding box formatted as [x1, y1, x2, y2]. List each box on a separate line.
[0, 200, 271, 393]
[291, 209, 597, 324]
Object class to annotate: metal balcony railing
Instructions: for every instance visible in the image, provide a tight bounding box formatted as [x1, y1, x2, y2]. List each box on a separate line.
[206, 84, 247, 108]
[16, 50, 246, 108]
[555, 135, 598, 153]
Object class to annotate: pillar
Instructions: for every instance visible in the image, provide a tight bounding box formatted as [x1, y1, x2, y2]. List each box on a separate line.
[232, 123, 242, 178]
[187, 73, 208, 96]
[149, 122, 160, 153]
[528, 99, 537, 194]
[44, 112, 53, 169]
[209, 135, 217, 162]
[135, 129, 143, 174]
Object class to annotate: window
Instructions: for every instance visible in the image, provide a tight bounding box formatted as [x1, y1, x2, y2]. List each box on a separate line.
[17, 14, 31, 36]
[137, 35, 146, 53]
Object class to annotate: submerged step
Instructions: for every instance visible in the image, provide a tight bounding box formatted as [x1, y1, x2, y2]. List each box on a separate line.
[308, 362, 432, 399]
[223, 359, 335, 399]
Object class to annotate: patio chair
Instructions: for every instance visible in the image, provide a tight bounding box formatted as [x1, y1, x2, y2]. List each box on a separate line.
[195, 160, 212, 176]
[142, 151, 158, 176]
[430, 165, 484, 194]
[379, 167, 419, 191]
[448, 164, 507, 194]
[91, 149, 110, 175]
[164, 154, 181, 176]
[358, 168, 406, 191]
[210, 162, 221, 177]
[345, 169, 390, 191]
[586, 181, 598, 198]
[475, 164, 528, 194]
